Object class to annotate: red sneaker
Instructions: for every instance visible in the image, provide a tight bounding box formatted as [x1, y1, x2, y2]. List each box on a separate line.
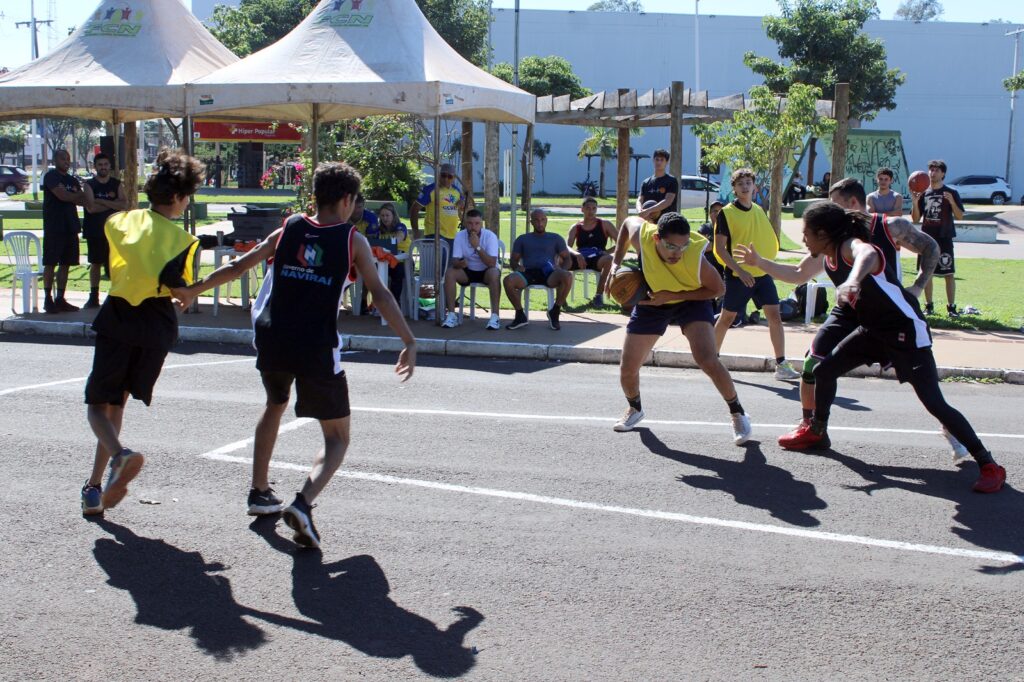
[972, 463, 1006, 494]
[778, 419, 831, 450]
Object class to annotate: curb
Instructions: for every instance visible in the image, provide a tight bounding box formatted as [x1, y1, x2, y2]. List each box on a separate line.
[2, 318, 1021, 385]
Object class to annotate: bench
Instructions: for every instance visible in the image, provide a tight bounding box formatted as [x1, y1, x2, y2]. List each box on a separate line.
[791, 198, 824, 218]
[953, 221, 999, 243]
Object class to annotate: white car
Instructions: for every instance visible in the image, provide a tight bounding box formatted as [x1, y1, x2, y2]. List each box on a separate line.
[947, 174, 1013, 205]
[677, 175, 720, 209]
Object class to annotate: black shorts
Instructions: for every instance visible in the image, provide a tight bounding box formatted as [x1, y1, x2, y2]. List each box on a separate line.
[818, 326, 933, 384]
[84, 334, 169, 406]
[461, 268, 490, 285]
[920, 232, 955, 277]
[626, 299, 714, 336]
[569, 253, 606, 271]
[261, 370, 351, 421]
[515, 268, 551, 286]
[85, 231, 110, 266]
[42, 227, 80, 267]
[808, 311, 859, 360]
[722, 274, 780, 312]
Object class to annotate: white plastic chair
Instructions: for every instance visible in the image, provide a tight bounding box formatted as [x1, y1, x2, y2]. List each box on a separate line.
[406, 239, 451, 321]
[805, 275, 835, 324]
[457, 240, 505, 320]
[577, 268, 600, 299]
[3, 231, 44, 314]
[523, 282, 556, 314]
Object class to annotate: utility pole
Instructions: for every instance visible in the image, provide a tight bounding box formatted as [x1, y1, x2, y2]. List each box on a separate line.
[16, 0, 54, 199]
[1006, 27, 1024, 191]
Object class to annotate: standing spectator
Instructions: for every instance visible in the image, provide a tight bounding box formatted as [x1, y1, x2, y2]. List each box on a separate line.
[82, 153, 128, 309]
[712, 168, 800, 381]
[377, 202, 410, 304]
[866, 167, 903, 216]
[42, 149, 85, 313]
[411, 162, 464, 248]
[212, 155, 223, 189]
[351, 194, 379, 236]
[440, 209, 502, 330]
[636, 149, 678, 221]
[503, 209, 574, 330]
[911, 159, 964, 317]
[567, 196, 617, 307]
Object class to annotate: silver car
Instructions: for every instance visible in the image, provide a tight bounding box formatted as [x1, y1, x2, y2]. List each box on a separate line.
[947, 174, 1012, 205]
[677, 175, 720, 209]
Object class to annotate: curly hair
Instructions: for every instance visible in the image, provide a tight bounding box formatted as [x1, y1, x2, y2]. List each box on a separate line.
[313, 162, 361, 209]
[730, 167, 756, 186]
[804, 201, 872, 247]
[144, 149, 205, 206]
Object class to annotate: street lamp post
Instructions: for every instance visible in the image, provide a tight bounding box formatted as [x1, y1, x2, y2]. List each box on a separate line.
[510, 0, 520, 241]
[694, 0, 701, 178]
[1006, 27, 1024, 193]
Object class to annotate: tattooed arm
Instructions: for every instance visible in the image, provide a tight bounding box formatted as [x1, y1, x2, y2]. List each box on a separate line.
[884, 217, 938, 298]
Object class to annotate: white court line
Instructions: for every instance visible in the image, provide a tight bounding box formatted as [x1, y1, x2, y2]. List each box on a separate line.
[0, 358, 253, 397]
[202, 451, 1024, 566]
[201, 418, 312, 457]
[349, 406, 1024, 441]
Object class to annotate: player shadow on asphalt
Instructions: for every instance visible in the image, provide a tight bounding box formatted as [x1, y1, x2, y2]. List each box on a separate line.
[732, 378, 871, 412]
[247, 515, 484, 678]
[816, 451, 1024, 574]
[91, 519, 270, 660]
[637, 429, 827, 528]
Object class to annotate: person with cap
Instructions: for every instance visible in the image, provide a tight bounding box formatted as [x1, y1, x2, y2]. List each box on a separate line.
[410, 162, 464, 249]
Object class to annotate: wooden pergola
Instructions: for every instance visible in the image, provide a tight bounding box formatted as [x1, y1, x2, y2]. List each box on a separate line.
[530, 80, 834, 227]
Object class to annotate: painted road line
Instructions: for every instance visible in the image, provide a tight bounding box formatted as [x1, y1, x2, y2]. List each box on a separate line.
[200, 418, 313, 457]
[201, 451, 1024, 566]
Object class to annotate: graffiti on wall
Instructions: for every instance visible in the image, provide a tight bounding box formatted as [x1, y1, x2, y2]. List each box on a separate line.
[822, 129, 911, 195]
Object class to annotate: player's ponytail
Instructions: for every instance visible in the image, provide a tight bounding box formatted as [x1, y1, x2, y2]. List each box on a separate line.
[804, 201, 871, 247]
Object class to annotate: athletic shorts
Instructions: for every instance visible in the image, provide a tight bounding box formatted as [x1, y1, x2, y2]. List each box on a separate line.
[722, 274, 780, 313]
[515, 268, 550, 286]
[626, 299, 714, 336]
[42, 227, 80, 267]
[84, 334, 169, 406]
[920, 232, 955, 277]
[261, 370, 350, 421]
[461, 268, 490, 285]
[569, 253, 606, 271]
[85, 231, 110, 266]
[817, 326, 932, 384]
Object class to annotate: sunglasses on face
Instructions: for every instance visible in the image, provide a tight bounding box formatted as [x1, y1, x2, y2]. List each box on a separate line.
[659, 240, 689, 254]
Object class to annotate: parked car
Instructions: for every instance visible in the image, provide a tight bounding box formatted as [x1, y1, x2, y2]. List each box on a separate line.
[947, 174, 1012, 205]
[677, 175, 720, 209]
[0, 165, 29, 196]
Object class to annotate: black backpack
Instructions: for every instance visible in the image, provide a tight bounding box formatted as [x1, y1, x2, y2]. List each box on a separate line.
[793, 283, 828, 319]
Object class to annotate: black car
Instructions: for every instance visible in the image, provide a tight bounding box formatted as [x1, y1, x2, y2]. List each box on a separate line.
[0, 165, 29, 196]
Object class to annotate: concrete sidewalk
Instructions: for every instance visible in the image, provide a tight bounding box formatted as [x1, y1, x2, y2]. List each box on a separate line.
[2, 287, 1021, 383]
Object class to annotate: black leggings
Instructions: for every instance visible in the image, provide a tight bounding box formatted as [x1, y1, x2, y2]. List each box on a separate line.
[814, 334, 988, 461]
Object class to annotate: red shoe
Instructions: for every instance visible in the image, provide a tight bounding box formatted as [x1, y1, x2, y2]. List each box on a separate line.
[778, 419, 831, 450]
[973, 463, 1006, 494]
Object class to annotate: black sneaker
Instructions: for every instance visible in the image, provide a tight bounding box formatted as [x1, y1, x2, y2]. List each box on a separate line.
[282, 494, 321, 548]
[44, 297, 58, 314]
[924, 302, 935, 315]
[947, 304, 959, 318]
[547, 304, 561, 330]
[83, 295, 101, 310]
[247, 487, 284, 516]
[591, 294, 604, 308]
[506, 310, 529, 330]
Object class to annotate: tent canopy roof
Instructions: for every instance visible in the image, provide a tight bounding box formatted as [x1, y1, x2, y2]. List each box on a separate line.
[0, 0, 238, 122]
[189, 0, 534, 124]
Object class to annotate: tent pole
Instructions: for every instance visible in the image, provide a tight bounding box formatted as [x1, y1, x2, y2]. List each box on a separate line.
[433, 116, 442, 326]
[111, 110, 120, 177]
[311, 103, 321, 172]
[184, 116, 196, 236]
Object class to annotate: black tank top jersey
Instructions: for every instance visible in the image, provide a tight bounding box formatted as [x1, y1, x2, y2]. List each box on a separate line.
[83, 177, 121, 236]
[823, 239, 931, 349]
[573, 219, 611, 251]
[827, 213, 898, 320]
[253, 214, 355, 373]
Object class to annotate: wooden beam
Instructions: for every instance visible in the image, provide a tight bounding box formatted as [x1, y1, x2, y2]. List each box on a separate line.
[553, 94, 572, 112]
[123, 121, 138, 209]
[461, 121, 474, 210]
[617, 128, 630, 229]
[670, 81, 684, 182]
[536, 95, 553, 113]
[484, 122, 500, 233]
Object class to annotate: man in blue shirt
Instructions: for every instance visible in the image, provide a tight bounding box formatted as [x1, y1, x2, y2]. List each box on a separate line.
[503, 209, 574, 330]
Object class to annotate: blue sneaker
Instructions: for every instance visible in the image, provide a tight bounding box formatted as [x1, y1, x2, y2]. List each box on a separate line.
[81, 483, 103, 515]
[101, 449, 145, 510]
[282, 494, 321, 549]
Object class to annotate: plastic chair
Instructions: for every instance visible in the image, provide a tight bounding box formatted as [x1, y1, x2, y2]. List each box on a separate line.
[577, 268, 600, 299]
[805, 275, 835, 324]
[406, 239, 451, 321]
[457, 240, 505, 320]
[523, 283, 556, 314]
[3, 231, 43, 314]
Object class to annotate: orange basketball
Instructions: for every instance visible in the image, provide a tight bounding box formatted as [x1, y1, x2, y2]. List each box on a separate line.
[908, 170, 930, 194]
[608, 268, 648, 310]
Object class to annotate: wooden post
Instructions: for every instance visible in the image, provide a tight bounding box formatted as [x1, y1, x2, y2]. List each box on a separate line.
[831, 83, 850, 183]
[616, 127, 630, 229]
[461, 121, 474, 210]
[123, 121, 139, 209]
[669, 81, 685, 183]
[484, 122, 500, 234]
[522, 123, 534, 216]
[110, 111, 120, 175]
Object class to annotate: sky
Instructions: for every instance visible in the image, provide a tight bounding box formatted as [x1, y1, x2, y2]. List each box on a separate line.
[1, 0, 1022, 71]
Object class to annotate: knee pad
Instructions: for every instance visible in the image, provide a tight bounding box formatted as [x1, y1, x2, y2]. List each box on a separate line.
[802, 355, 819, 385]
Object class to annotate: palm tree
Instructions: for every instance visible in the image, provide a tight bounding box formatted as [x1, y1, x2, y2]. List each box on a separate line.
[577, 127, 617, 198]
[532, 139, 551, 193]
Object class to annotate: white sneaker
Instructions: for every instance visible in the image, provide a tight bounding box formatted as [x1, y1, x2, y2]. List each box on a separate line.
[613, 406, 645, 432]
[774, 360, 801, 381]
[441, 311, 460, 328]
[942, 427, 971, 464]
[486, 313, 500, 330]
[731, 413, 752, 445]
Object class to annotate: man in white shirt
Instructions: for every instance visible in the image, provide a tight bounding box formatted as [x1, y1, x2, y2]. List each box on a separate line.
[440, 209, 502, 329]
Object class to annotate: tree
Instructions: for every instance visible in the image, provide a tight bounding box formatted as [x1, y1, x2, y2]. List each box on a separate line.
[578, 127, 634, 199]
[73, 121, 102, 166]
[207, 0, 318, 57]
[0, 122, 27, 164]
[694, 83, 836, 235]
[45, 119, 77, 157]
[1005, 71, 1024, 92]
[416, 0, 492, 68]
[587, 0, 643, 11]
[743, 1, 904, 123]
[492, 56, 591, 100]
[894, 0, 943, 21]
[533, 139, 552, 193]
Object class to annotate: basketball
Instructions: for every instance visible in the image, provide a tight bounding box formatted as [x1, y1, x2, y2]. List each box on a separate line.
[608, 267, 648, 310]
[908, 170, 930, 194]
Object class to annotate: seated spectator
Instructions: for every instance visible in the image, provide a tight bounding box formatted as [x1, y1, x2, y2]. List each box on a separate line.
[567, 196, 618, 307]
[503, 209, 574, 331]
[784, 171, 807, 205]
[440, 209, 502, 330]
[377, 202, 410, 305]
[352, 194, 379, 236]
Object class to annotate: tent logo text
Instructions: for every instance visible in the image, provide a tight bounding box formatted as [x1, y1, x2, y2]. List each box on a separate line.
[85, 5, 144, 37]
[314, 0, 375, 28]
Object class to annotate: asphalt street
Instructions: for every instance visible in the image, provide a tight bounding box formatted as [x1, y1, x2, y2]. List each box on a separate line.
[1, 334, 1022, 680]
